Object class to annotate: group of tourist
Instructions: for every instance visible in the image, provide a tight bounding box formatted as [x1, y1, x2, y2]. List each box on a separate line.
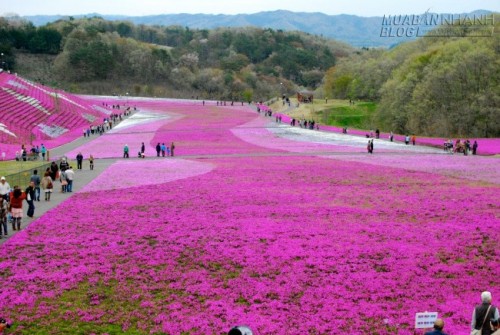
[154, 142, 175, 157]
[124, 142, 176, 158]
[0, 171, 42, 237]
[83, 108, 134, 138]
[0, 154, 89, 238]
[14, 144, 47, 161]
[444, 139, 479, 155]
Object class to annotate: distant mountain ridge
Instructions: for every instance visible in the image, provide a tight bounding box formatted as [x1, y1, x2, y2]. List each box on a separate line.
[21, 9, 493, 47]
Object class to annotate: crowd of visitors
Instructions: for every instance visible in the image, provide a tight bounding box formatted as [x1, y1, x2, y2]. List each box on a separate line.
[0, 157, 81, 238]
[14, 144, 47, 161]
[444, 139, 478, 155]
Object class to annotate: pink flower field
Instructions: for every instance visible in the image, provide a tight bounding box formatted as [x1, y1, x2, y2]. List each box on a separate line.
[0, 100, 499, 335]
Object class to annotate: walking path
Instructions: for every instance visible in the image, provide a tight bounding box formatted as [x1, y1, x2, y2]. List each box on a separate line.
[0, 128, 117, 245]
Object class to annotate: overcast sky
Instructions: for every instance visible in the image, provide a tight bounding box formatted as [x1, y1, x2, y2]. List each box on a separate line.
[1, 0, 497, 17]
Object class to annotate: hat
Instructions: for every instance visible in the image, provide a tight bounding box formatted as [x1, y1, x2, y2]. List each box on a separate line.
[0, 176, 5, 181]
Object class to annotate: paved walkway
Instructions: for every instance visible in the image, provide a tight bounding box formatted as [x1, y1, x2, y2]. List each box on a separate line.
[0, 130, 118, 245]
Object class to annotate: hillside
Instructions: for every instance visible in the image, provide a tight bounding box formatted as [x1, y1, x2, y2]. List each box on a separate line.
[0, 16, 352, 101]
[322, 14, 500, 138]
[0, 70, 111, 157]
[22, 9, 494, 47]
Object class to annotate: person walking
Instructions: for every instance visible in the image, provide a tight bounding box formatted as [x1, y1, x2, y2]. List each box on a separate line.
[25, 181, 36, 218]
[141, 142, 145, 154]
[76, 152, 83, 170]
[65, 166, 75, 193]
[60, 169, 68, 193]
[30, 170, 41, 201]
[59, 157, 69, 172]
[161, 143, 166, 157]
[41, 144, 47, 161]
[49, 161, 59, 181]
[472, 141, 478, 155]
[42, 172, 53, 201]
[170, 142, 175, 157]
[156, 143, 161, 157]
[89, 154, 94, 170]
[0, 197, 8, 238]
[123, 144, 129, 158]
[472, 291, 499, 335]
[9, 186, 26, 231]
[0, 177, 11, 201]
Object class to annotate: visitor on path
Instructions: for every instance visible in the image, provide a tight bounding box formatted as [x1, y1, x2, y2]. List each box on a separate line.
[424, 319, 447, 335]
[89, 155, 94, 170]
[76, 152, 83, 170]
[473, 141, 478, 155]
[9, 186, 26, 231]
[141, 142, 145, 154]
[59, 158, 69, 172]
[30, 170, 41, 201]
[65, 167, 75, 193]
[472, 291, 499, 335]
[25, 181, 36, 218]
[123, 144, 129, 158]
[41, 144, 46, 161]
[389, 131, 394, 142]
[156, 143, 161, 157]
[367, 140, 374, 154]
[161, 143, 166, 157]
[0, 197, 8, 238]
[405, 135, 410, 145]
[60, 169, 68, 193]
[0, 177, 11, 201]
[411, 135, 416, 145]
[42, 172, 53, 201]
[375, 129, 380, 139]
[465, 140, 471, 156]
[170, 142, 175, 157]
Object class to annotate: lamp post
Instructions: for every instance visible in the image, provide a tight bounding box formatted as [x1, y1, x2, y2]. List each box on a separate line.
[0, 53, 4, 71]
[126, 92, 129, 106]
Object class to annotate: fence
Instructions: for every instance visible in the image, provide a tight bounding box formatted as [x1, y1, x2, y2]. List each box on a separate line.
[2, 159, 62, 189]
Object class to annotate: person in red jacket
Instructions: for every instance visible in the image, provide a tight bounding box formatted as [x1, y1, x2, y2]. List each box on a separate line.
[9, 186, 26, 231]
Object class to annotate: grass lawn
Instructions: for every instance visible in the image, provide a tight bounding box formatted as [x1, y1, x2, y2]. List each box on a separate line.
[269, 98, 378, 129]
[0, 159, 75, 187]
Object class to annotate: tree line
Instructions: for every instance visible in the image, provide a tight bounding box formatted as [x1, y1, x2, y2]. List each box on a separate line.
[0, 16, 350, 102]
